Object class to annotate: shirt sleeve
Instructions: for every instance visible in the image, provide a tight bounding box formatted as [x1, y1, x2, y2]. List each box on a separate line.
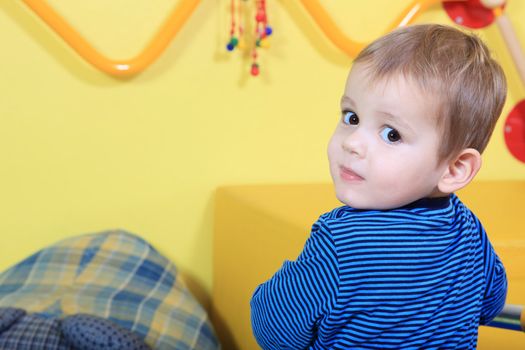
[250, 218, 339, 350]
[478, 223, 508, 325]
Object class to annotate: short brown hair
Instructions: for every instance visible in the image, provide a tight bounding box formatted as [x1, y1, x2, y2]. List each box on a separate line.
[354, 24, 507, 161]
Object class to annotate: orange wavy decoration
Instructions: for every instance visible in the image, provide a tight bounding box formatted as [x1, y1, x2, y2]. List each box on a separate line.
[20, 0, 458, 76]
[21, 0, 201, 77]
[299, 0, 450, 57]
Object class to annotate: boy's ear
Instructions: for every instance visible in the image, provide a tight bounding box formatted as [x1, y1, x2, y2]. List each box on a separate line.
[438, 148, 482, 194]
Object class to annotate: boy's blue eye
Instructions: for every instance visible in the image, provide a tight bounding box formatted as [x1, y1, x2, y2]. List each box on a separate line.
[380, 127, 401, 143]
[342, 111, 359, 125]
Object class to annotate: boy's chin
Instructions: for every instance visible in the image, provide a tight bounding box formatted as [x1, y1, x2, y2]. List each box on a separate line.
[335, 191, 368, 209]
[335, 190, 405, 210]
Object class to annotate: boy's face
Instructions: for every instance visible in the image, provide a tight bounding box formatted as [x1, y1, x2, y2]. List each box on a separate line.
[328, 63, 449, 210]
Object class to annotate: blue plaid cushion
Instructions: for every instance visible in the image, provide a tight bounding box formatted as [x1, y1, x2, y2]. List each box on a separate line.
[0, 231, 219, 350]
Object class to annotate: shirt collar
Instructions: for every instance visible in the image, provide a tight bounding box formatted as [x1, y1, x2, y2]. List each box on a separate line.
[400, 195, 452, 210]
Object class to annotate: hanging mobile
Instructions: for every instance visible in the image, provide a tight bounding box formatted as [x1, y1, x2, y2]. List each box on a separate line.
[227, 0, 272, 77]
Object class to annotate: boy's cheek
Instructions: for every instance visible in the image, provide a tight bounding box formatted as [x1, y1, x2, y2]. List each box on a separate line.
[327, 135, 341, 158]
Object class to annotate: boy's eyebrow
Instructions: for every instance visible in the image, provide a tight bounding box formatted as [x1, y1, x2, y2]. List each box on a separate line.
[340, 95, 355, 106]
[379, 111, 413, 133]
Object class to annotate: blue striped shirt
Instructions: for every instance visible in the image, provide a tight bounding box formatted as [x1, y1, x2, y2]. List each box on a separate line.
[251, 194, 507, 349]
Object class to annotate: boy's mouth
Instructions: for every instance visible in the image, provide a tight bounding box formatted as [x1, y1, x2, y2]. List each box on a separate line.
[339, 165, 364, 182]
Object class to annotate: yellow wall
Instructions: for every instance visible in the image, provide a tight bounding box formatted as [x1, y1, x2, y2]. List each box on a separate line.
[1, 0, 524, 308]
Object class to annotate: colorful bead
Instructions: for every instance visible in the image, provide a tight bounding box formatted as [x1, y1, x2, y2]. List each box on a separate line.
[226, 36, 239, 51]
[256, 12, 266, 22]
[251, 63, 260, 76]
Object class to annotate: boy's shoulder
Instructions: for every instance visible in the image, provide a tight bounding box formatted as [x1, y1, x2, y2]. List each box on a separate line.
[317, 194, 476, 231]
[318, 205, 358, 221]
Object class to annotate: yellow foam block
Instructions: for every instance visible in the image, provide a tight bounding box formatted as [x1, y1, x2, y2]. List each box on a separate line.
[212, 182, 525, 350]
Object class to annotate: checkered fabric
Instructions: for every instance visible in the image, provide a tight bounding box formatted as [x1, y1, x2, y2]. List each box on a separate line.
[0, 312, 70, 350]
[0, 230, 219, 350]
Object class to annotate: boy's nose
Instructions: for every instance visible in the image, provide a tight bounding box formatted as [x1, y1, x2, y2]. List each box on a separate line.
[342, 131, 366, 158]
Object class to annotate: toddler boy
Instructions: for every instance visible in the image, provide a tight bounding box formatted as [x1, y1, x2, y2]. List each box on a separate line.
[251, 24, 507, 349]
